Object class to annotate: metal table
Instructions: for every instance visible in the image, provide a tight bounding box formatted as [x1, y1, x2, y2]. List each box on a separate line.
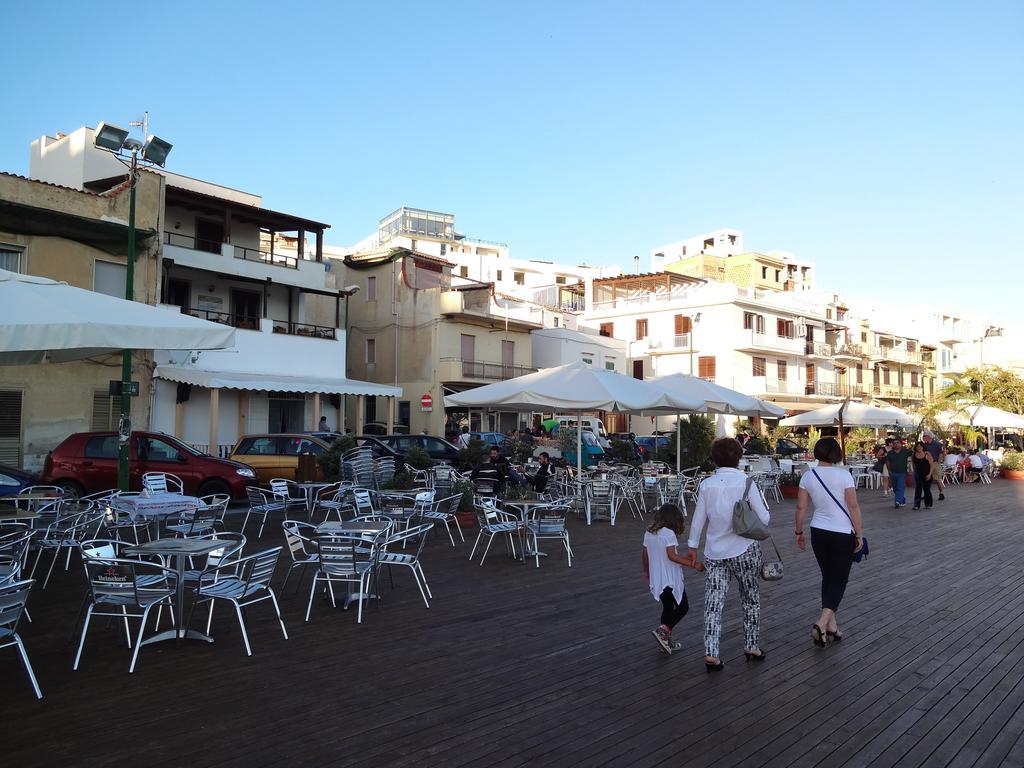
[501, 499, 550, 559]
[114, 493, 201, 538]
[314, 520, 391, 607]
[126, 537, 232, 645]
[294, 481, 335, 518]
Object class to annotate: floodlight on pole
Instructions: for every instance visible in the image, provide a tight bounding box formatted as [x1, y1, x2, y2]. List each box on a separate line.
[94, 121, 130, 151]
[142, 135, 173, 167]
[93, 120, 172, 490]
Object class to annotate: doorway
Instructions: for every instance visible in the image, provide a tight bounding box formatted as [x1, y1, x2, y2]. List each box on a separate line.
[231, 289, 261, 329]
[268, 393, 305, 433]
[195, 218, 224, 254]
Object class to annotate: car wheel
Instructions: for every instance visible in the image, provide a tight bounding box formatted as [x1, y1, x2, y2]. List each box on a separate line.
[56, 479, 85, 498]
[198, 478, 231, 498]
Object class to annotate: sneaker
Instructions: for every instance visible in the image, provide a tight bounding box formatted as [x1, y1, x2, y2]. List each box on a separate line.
[652, 627, 679, 655]
[938, 493, 945, 501]
[912, 506, 920, 510]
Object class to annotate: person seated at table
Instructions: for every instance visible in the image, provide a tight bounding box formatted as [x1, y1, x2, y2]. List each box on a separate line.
[967, 450, 987, 481]
[532, 452, 553, 493]
[472, 447, 507, 495]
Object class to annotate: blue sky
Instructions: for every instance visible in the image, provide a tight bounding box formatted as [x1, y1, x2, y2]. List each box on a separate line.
[3, 1, 1021, 326]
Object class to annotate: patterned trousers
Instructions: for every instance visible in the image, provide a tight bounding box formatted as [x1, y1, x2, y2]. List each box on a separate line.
[702, 543, 762, 658]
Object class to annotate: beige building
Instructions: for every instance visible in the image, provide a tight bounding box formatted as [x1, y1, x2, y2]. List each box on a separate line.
[342, 247, 541, 436]
[665, 250, 814, 293]
[0, 170, 163, 470]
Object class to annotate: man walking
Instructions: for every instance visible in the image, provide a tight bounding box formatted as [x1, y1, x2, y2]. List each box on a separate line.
[887, 437, 912, 508]
[922, 431, 945, 500]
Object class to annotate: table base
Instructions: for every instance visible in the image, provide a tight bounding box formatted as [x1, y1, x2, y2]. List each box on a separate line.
[141, 628, 214, 646]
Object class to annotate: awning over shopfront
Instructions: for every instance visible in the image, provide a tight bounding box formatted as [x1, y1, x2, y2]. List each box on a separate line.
[154, 365, 402, 397]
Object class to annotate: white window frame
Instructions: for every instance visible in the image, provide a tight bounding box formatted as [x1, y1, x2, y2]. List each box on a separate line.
[0, 243, 25, 273]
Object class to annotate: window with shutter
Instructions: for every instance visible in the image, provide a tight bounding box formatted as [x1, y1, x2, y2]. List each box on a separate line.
[91, 390, 117, 431]
[777, 360, 787, 380]
[635, 318, 648, 340]
[599, 322, 613, 338]
[698, 356, 716, 379]
[752, 357, 766, 377]
[0, 390, 22, 465]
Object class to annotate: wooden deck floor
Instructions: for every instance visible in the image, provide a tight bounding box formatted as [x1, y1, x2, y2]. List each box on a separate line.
[5, 478, 1024, 767]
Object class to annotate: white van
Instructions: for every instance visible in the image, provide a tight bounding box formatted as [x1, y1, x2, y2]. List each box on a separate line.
[554, 415, 610, 448]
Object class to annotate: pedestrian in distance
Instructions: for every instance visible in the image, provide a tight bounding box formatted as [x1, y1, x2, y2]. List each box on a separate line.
[643, 503, 703, 655]
[911, 441, 935, 510]
[687, 437, 769, 670]
[886, 437, 912, 508]
[795, 437, 865, 647]
[921, 431, 945, 500]
[456, 425, 472, 450]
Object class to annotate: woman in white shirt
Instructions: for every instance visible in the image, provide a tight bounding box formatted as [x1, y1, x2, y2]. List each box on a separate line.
[795, 437, 864, 646]
[687, 438, 770, 670]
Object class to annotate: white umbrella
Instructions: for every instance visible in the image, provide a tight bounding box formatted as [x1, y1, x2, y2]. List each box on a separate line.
[941, 404, 1024, 430]
[651, 373, 785, 471]
[780, 400, 918, 454]
[651, 373, 786, 417]
[444, 361, 704, 479]
[0, 269, 236, 364]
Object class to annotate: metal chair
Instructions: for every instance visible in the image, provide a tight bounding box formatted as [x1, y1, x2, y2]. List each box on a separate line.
[307, 531, 384, 624]
[526, 503, 573, 568]
[468, 499, 524, 565]
[0, 530, 34, 587]
[242, 487, 288, 539]
[165, 502, 220, 538]
[32, 508, 107, 588]
[584, 479, 616, 525]
[185, 547, 288, 657]
[74, 555, 176, 673]
[141, 473, 184, 495]
[420, 493, 465, 546]
[378, 523, 435, 608]
[0, 579, 41, 698]
[280, 521, 320, 592]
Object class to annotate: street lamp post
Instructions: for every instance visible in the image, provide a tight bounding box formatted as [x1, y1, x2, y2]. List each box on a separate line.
[93, 122, 172, 490]
[978, 326, 1003, 405]
[688, 312, 702, 376]
[339, 284, 360, 432]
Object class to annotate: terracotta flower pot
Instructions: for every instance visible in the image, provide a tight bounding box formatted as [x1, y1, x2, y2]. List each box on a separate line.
[780, 485, 800, 500]
[456, 511, 477, 529]
[1003, 469, 1024, 481]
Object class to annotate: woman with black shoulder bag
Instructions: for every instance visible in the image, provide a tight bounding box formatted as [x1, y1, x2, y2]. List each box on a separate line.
[795, 437, 865, 647]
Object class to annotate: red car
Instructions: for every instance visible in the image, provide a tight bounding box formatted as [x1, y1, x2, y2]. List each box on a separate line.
[42, 431, 257, 499]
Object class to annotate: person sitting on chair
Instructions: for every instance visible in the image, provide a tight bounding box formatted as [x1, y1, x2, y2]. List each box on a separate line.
[532, 452, 552, 493]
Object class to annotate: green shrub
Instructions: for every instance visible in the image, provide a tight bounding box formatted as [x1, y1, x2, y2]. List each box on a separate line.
[607, 438, 641, 466]
[452, 478, 477, 512]
[380, 469, 416, 490]
[316, 435, 357, 481]
[1002, 451, 1024, 471]
[746, 437, 769, 455]
[405, 445, 433, 470]
[669, 415, 714, 468]
[506, 436, 535, 463]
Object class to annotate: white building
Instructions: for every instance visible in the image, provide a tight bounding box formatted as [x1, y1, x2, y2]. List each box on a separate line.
[30, 125, 398, 454]
[649, 228, 745, 271]
[530, 327, 629, 374]
[582, 272, 848, 432]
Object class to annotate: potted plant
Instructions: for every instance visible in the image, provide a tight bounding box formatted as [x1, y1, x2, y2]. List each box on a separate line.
[452, 478, 478, 528]
[778, 471, 801, 499]
[1001, 451, 1024, 481]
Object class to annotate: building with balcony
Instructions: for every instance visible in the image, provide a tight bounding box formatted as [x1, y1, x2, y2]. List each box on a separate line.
[29, 125, 399, 454]
[583, 272, 848, 428]
[340, 246, 543, 437]
[346, 206, 617, 324]
[650, 228, 815, 292]
[0, 169, 162, 470]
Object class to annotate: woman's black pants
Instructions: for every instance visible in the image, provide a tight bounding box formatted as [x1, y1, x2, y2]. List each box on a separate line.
[810, 528, 855, 612]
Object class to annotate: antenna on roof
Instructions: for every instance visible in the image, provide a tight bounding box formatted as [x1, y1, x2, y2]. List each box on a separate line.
[128, 111, 149, 141]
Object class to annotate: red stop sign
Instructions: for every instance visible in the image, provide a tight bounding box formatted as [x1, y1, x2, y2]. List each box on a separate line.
[420, 393, 433, 410]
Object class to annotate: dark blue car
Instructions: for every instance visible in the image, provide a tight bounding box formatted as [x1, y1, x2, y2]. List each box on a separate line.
[0, 464, 38, 497]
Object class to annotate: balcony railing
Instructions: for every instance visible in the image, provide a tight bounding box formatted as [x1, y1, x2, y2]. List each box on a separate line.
[806, 381, 839, 396]
[164, 231, 298, 269]
[271, 319, 337, 340]
[834, 343, 864, 358]
[873, 384, 925, 400]
[648, 333, 691, 351]
[805, 342, 835, 357]
[184, 307, 258, 330]
[736, 330, 805, 354]
[442, 358, 537, 381]
[872, 346, 922, 365]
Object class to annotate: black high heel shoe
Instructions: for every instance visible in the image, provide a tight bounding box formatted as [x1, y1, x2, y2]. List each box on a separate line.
[744, 650, 766, 662]
[704, 658, 724, 672]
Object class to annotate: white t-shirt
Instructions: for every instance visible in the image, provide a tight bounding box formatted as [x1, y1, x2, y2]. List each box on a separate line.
[686, 467, 768, 560]
[969, 454, 984, 469]
[644, 527, 684, 602]
[799, 466, 855, 534]
[457, 432, 471, 449]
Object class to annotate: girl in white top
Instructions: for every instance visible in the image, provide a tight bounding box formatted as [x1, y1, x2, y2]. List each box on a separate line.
[796, 437, 864, 647]
[642, 503, 703, 655]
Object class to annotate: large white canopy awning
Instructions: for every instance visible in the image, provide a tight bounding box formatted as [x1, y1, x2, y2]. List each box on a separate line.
[651, 373, 786, 417]
[939, 404, 1024, 429]
[154, 365, 402, 397]
[443, 361, 703, 413]
[780, 401, 918, 428]
[0, 269, 236, 364]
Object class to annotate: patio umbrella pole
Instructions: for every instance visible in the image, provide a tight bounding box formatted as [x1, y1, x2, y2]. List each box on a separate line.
[676, 413, 681, 474]
[576, 408, 583, 484]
